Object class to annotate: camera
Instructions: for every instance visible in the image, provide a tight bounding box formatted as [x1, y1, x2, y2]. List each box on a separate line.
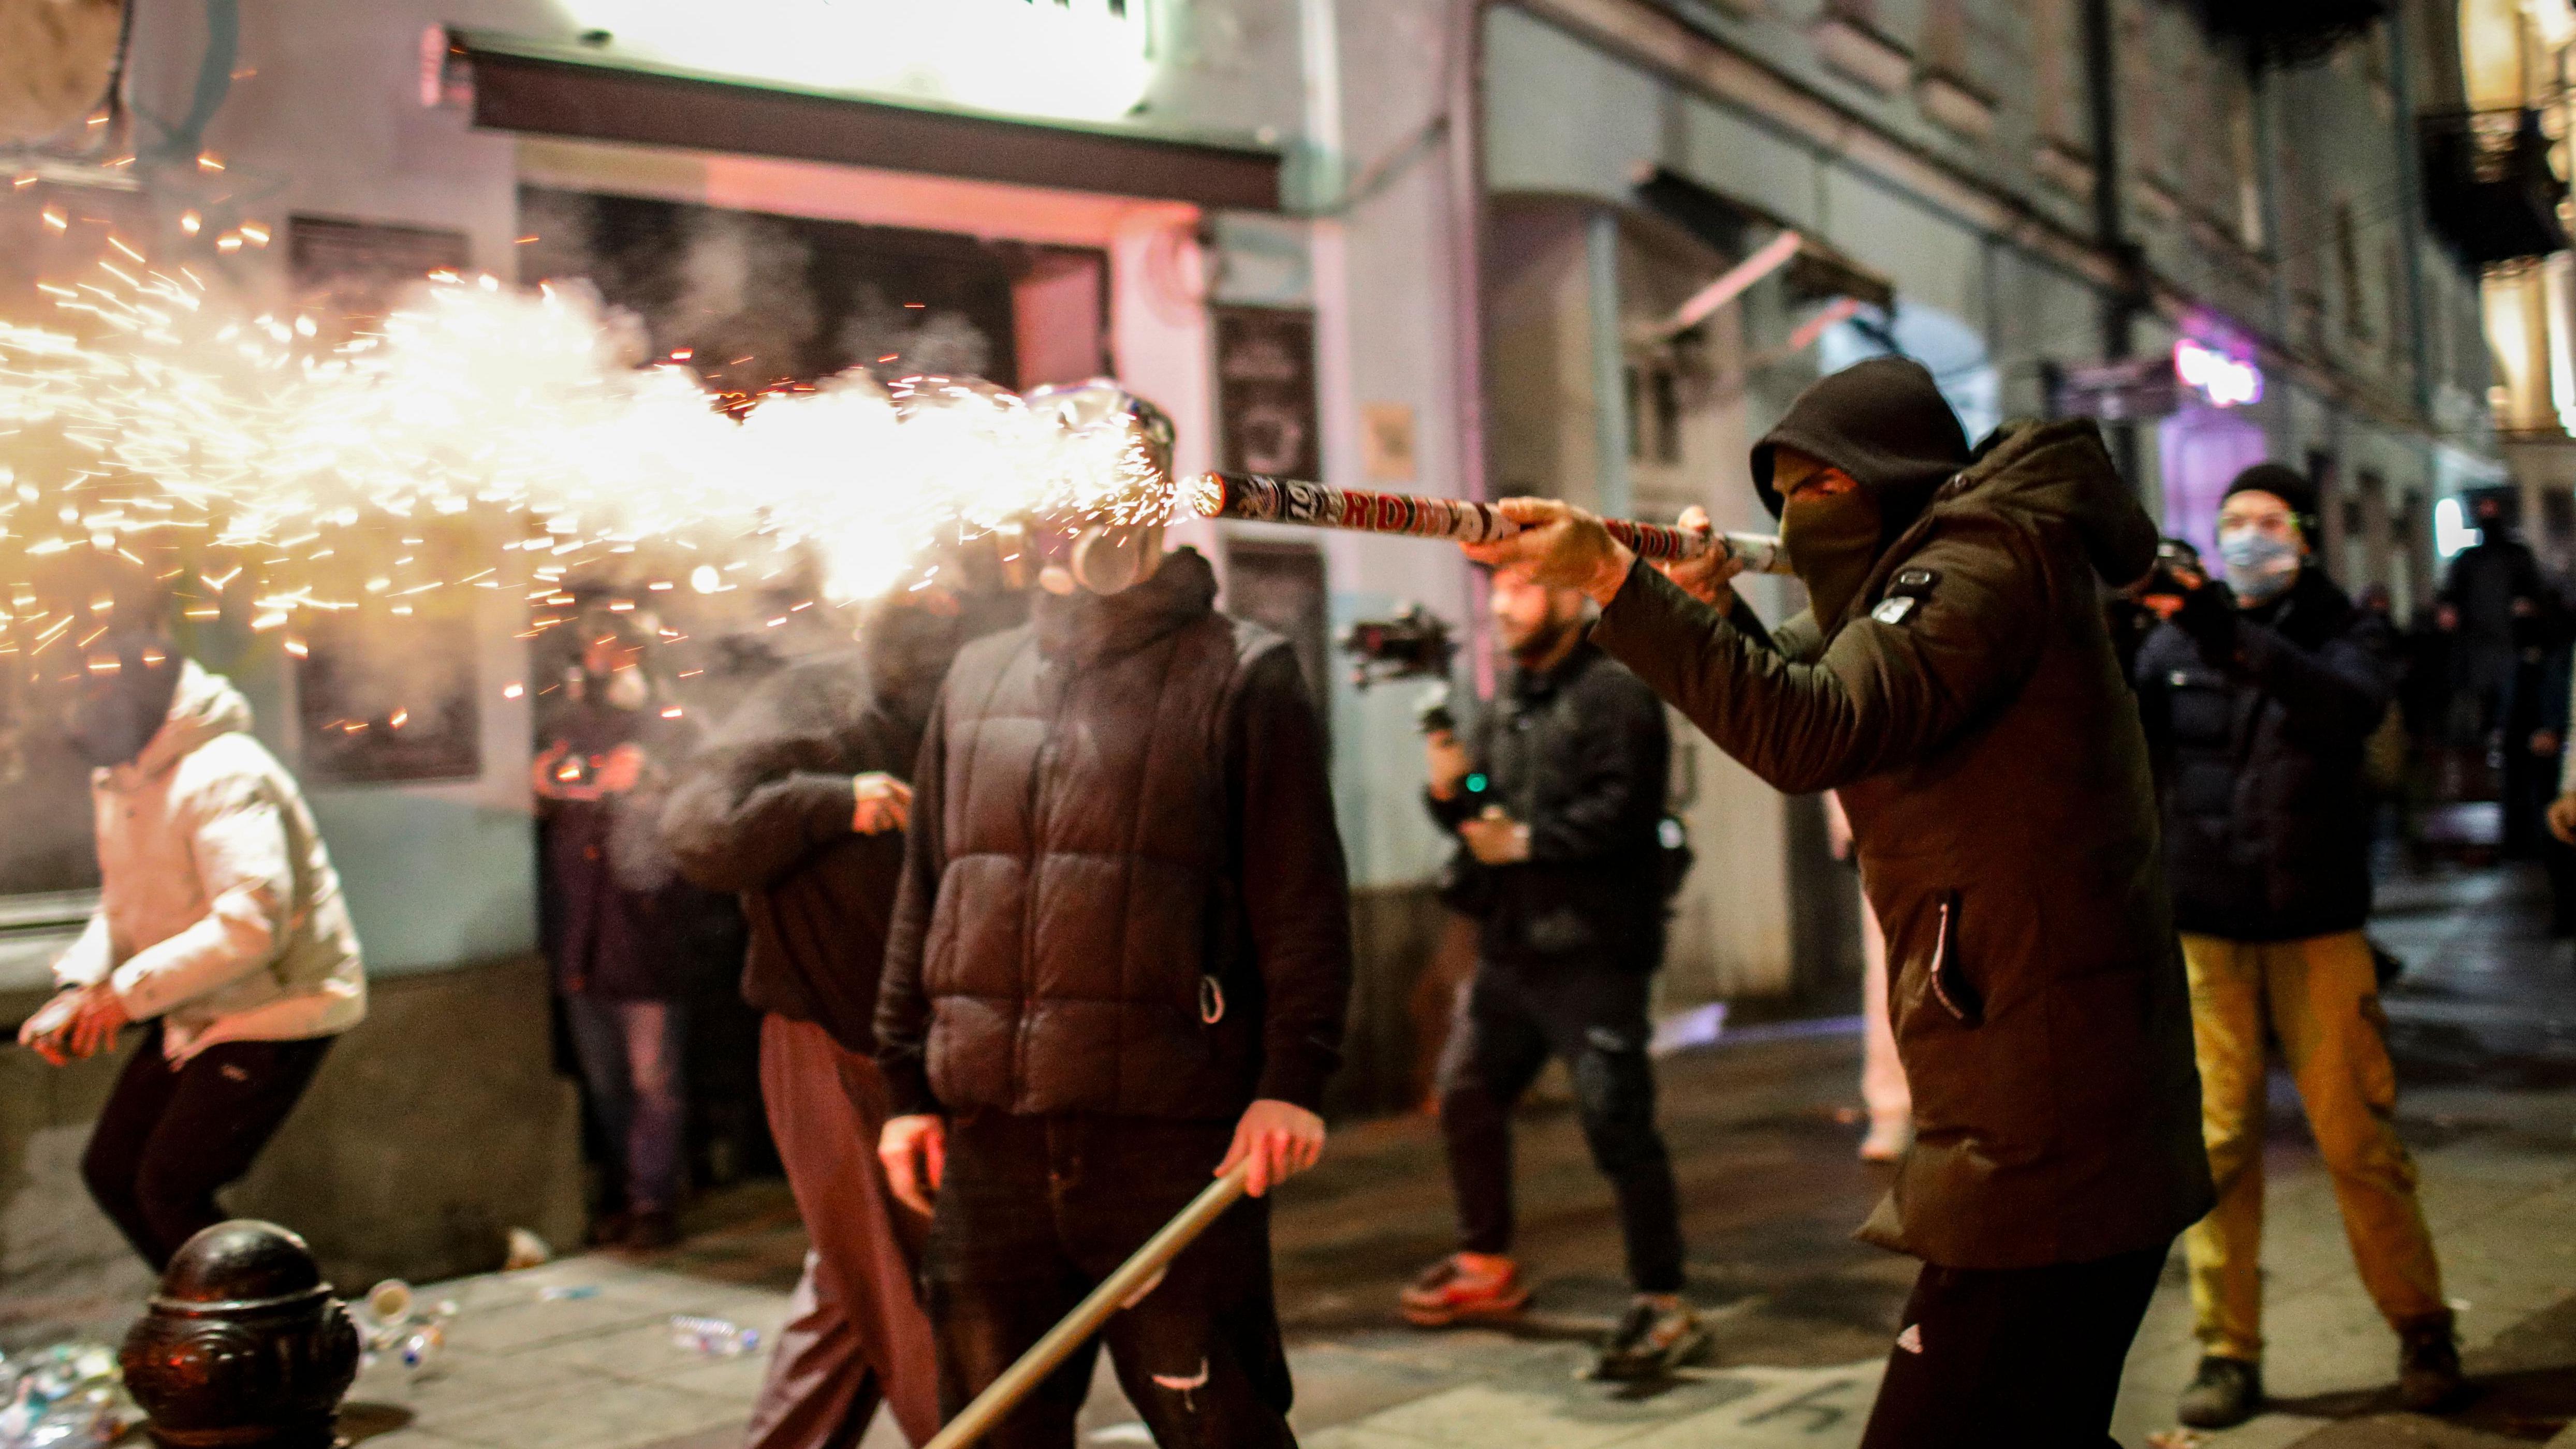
[1338, 603, 1457, 691]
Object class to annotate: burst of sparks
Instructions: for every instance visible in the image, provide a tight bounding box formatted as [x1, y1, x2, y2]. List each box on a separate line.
[0, 250, 1176, 675]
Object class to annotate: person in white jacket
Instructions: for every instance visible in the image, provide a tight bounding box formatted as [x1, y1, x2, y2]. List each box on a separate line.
[17, 632, 365, 1269]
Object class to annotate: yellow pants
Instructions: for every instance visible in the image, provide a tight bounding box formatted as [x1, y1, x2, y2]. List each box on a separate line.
[2181, 931, 2448, 1362]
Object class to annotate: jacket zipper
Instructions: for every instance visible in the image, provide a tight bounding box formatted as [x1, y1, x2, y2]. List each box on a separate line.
[1016, 641, 1071, 1106]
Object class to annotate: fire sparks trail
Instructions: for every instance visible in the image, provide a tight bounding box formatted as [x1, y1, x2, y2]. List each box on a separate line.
[0, 252, 1175, 668]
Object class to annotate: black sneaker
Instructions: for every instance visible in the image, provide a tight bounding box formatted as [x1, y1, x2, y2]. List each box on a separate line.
[1591, 1298, 1707, 1382]
[2176, 1355, 2263, 1428]
[2397, 1318, 2465, 1413]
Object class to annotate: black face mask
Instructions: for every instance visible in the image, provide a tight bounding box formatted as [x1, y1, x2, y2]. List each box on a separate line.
[64, 635, 182, 769]
[1781, 487, 1885, 629]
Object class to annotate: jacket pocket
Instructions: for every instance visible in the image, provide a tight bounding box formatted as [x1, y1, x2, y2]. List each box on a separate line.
[1925, 891, 1983, 1028]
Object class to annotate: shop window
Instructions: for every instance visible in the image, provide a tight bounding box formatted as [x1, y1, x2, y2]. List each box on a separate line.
[517, 187, 1107, 393]
[1220, 541, 1330, 745]
[0, 668, 101, 900]
[1623, 364, 1687, 466]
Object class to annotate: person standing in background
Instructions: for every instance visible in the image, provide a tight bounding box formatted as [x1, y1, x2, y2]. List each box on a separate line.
[664, 589, 1013, 1449]
[535, 618, 713, 1252]
[2441, 493, 2552, 835]
[1403, 563, 1700, 1381]
[2135, 464, 2458, 1428]
[19, 630, 365, 1270]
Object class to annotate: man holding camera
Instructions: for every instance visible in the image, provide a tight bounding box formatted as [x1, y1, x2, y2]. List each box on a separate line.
[1465, 358, 2212, 1446]
[1402, 564, 1696, 1382]
[2134, 464, 2457, 1428]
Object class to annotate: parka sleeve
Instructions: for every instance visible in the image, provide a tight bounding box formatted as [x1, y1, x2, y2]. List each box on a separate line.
[873, 694, 950, 1118]
[661, 673, 863, 893]
[663, 749, 859, 892]
[1591, 518, 2048, 796]
[107, 771, 291, 1018]
[1231, 647, 1354, 1112]
[52, 912, 113, 989]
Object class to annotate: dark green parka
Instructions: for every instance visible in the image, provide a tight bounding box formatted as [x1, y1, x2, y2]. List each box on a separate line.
[1592, 372, 2214, 1270]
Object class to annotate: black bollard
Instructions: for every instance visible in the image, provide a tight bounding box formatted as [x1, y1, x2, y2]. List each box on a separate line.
[120, 1221, 362, 1449]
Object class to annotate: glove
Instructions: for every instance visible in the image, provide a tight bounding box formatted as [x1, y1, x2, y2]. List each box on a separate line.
[2173, 578, 2240, 660]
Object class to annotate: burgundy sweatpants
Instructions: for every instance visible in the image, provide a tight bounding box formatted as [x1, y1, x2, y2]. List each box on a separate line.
[743, 1015, 942, 1449]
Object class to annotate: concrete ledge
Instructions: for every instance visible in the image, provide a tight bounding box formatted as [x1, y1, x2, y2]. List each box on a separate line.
[1, 955, 583, 1348]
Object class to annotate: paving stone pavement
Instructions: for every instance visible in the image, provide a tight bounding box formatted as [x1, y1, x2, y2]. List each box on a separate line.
[321, 865, 2576, 1448]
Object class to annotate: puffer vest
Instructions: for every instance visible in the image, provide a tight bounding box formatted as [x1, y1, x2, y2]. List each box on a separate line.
[914, 564, 1284, 1120]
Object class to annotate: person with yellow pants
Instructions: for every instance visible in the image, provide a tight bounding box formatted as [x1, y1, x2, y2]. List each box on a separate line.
[2135, 465, 2460, 1429]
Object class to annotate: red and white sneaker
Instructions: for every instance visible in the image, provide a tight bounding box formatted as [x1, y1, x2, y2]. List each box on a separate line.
[1400, 1253, 1532, 1327]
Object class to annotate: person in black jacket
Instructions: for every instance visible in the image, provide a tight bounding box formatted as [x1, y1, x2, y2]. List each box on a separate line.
[535, 620, 727, 1252]
[662, 593, 1013, 1449]
[1398, 562, 1695, 1381]
[873, 544, 1351, 1449]
[2135, 463, 2457, 1428]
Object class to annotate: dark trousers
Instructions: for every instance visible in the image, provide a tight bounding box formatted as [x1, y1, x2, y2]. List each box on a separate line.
[82, 1022, 334, 1271]
[563, 993, 690, 1214]
[744, 1015, 941, 1449]
[1857, 1243, 2169, 1449]
[925, 1112, 1294, 1449]
[1436, 960, 1685, 1294]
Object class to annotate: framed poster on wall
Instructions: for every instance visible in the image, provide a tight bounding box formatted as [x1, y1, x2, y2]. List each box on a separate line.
[1213, 305, 1321, 481]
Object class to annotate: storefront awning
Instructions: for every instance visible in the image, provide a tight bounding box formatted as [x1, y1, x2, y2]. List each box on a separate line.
[1629, 165, 1896, 319]
[437, 29, 1285, 213]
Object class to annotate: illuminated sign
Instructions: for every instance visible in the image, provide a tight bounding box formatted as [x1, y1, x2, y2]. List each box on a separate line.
[555, 0, 1155, 123]
[2174, 338, 2262, 408]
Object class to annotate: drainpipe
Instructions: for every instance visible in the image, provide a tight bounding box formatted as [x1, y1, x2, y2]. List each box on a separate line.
[1447, 0, 1496, 700]
[1448, 0, 1492, 507]
[1587, 210, 1635, 518]
[2080, 0, 2144, 488]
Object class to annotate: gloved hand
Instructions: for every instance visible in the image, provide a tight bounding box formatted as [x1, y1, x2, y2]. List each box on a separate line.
[2173, 577, 2240, 660]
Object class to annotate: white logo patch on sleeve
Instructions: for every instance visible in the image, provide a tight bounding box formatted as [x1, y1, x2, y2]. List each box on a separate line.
[1872, 596, 1920, 626]
[1896, 1323, 1924, 1354]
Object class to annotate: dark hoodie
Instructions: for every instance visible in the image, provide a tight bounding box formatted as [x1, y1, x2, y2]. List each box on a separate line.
[1749, 356, 1971, 528]
[661, 598, 1014, 1052]
[1592, 397, 2214, 1271]
[873, 547, 1354, 1121]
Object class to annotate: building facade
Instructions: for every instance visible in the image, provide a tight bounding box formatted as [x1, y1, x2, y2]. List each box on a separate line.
[0, 0, 2518, 1312]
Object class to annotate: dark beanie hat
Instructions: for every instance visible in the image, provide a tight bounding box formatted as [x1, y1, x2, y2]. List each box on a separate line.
[1750, 357, 1971, 522]
[2221, 462, 2317, 522]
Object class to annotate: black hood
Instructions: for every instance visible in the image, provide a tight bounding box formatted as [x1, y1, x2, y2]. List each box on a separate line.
[65, 631, 184, 769]
[1751, 357, 1971, 526]
[859, 586, 1031, 739]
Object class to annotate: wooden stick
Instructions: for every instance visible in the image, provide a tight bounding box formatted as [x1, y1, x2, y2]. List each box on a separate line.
[922, 1161, 1254, 1449]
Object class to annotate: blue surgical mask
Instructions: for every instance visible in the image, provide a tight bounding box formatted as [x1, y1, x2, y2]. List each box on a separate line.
[2217, 527, 2301, 606]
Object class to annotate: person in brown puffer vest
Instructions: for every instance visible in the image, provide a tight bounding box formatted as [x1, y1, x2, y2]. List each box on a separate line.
[873, 543, 1351, 1449]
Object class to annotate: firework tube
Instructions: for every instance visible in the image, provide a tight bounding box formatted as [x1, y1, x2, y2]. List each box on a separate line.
[1185, 473, 1791, 575]
[922, 1161, 1252, 1449]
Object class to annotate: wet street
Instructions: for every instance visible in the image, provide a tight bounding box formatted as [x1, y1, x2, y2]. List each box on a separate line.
[321, 862, 2576, 1449]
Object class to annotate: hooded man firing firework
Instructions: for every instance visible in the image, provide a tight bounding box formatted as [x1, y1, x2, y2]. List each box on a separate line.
[1462, 358, 2213, 1448]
